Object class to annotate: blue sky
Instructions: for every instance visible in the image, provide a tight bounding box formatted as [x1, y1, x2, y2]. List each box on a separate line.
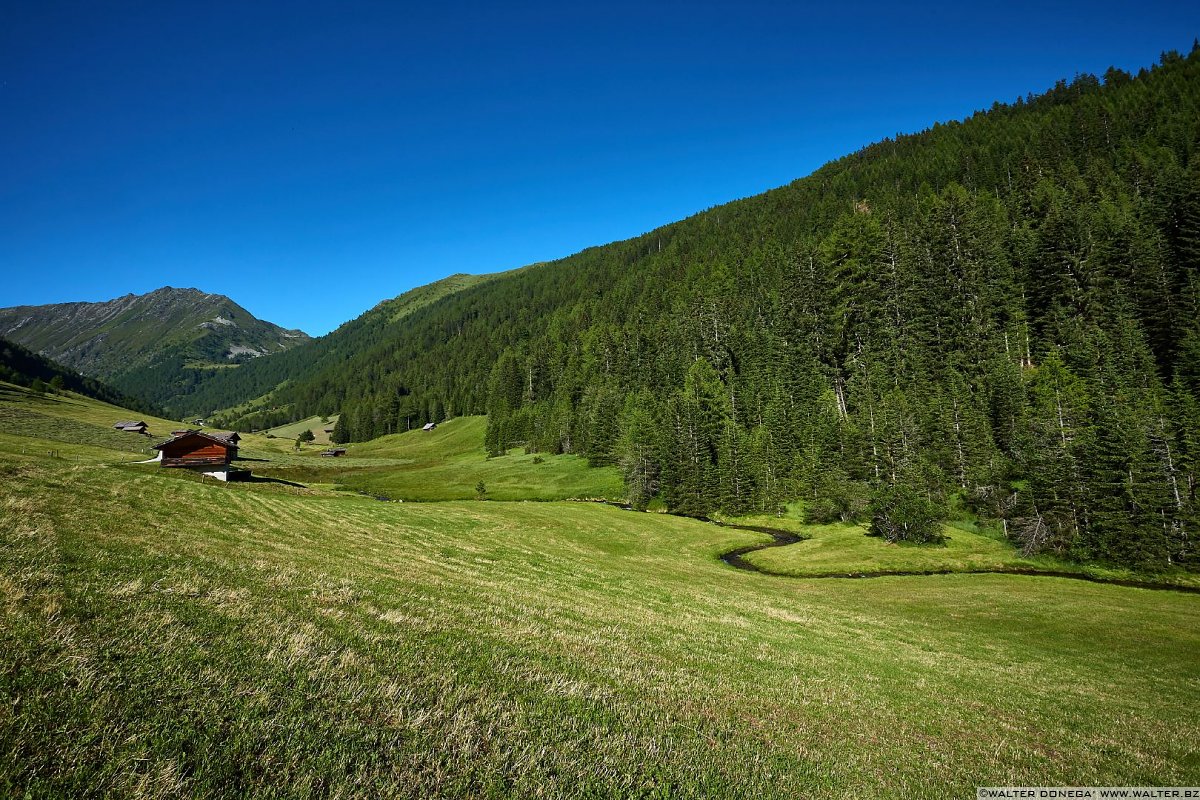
[3, 1, 1199, 335]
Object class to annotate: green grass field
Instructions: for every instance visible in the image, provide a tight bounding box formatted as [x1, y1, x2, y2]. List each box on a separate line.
[0, 382, 183, 441]
[251, 416, 625, 502]
[2, 390, 1198, 797]
[720, 513, 1200, 589]
[263, 414, 339, 444]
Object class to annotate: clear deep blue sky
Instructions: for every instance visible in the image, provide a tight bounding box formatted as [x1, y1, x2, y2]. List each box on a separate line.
[3, 2, 1199, 335]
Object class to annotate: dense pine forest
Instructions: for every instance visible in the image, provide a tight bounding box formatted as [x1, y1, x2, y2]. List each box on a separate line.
[211, 48, 1200, 569]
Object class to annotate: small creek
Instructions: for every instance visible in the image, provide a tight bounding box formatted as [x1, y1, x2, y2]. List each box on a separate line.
[711, 520, 1200, 594]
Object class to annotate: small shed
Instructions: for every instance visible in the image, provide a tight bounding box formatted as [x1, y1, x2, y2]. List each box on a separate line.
[422, 422, 437, 431]
[113, 420, 148, 434]
[152, 431, 246, 481]
[320, 448, 347, 457]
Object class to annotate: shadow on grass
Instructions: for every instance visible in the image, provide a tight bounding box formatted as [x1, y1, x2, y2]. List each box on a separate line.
[243, 474, 307, 488]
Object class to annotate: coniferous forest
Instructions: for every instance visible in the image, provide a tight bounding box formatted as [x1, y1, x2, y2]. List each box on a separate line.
[0, 337, 162, 415]
[204, 48, 1200, 570]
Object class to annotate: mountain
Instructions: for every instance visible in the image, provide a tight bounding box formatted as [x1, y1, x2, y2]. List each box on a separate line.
[173, 271, 508, 423]
[0, 287, 310, 413]
[0, 336, 161, 414]
[83, 48, 1200, 571]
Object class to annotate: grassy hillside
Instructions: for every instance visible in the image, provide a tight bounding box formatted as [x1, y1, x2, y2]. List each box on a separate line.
[262, 414, 339, 444]
[192, 272, 510, 427]
[253, 416, 625, 502]
[0, 337, 162, 416]
[0, 381, 183, 454]
[3, 431, 1198, 796]
[3, 387, 1199, 796]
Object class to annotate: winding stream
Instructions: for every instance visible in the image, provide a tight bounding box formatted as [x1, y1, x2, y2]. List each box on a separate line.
[714, 521, 1200, 595]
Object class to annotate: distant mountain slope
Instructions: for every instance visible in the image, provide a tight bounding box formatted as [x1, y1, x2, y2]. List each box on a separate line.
[0, 287, 309, 413]
[186, 272, 505, 424]
[0, 336, 162, 415]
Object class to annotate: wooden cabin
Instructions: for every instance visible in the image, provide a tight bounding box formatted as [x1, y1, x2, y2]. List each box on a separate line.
[320, 448, 347, 457]
[152, 431, 246, 481]
[113, 420, 148, 434]
[165, 430, 239, 457]
[422, 422, 437, 431]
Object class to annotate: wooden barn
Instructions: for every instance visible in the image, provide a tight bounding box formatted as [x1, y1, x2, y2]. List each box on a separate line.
[167, 430, 240, 457]
[113, 420, 148, 434]
[153, 431, 247, 481]
[422, 422, 437, 431]
[320, 448, 347, 457]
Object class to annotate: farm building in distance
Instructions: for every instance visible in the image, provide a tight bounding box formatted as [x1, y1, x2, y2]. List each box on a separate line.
[320, 448, 347, 457]
[113, 420, 148, 434]
[422, 422, 437, 431]
[152, 430, 247, 481]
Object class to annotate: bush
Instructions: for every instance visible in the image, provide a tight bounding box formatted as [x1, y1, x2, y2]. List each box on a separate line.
[868, 483, 945, 544]
[804, 473, 870, 524]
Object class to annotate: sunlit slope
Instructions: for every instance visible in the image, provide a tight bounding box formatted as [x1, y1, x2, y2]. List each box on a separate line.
[197, 272, 513, 425]
[258, 415, 625, 502]
[263, 414, 339, 444]
[0, 381, 183, 457]
[0, 386, 617, 504]
[3, 451, 1198, 796]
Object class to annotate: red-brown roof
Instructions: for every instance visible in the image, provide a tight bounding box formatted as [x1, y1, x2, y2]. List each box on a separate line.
[152, 430, 238, 451]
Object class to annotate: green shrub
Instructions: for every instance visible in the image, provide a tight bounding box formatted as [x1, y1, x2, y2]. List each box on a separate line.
[868, 483, 945, 544]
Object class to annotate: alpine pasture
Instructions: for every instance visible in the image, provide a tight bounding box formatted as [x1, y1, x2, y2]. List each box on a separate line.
[2, 384, 1198, 797]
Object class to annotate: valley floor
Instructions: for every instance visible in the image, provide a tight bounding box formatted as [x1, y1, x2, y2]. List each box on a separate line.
[2, 387, 1198, 797]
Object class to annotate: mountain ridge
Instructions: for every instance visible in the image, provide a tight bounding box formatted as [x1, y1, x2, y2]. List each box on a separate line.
[0, 286, 311, 413]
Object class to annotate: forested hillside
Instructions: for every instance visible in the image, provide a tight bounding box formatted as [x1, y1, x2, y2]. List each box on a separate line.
[190, 273, 503, 425]
[237, 48, 1200, 569]
[0, 337, 161, 414]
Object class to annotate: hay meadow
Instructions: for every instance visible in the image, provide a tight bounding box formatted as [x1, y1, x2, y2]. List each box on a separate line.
[2, 384, 1198, 797]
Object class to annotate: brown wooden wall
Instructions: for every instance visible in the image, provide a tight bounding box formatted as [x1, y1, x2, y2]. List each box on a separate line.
[159, 439, 232, 461]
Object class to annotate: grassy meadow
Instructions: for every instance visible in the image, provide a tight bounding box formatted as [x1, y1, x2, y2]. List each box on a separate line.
[719, 512, 1200, 589]
[2, 387, 1199, 797]
[250, 416, 626, 502]
[263, 414, 340, 444]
